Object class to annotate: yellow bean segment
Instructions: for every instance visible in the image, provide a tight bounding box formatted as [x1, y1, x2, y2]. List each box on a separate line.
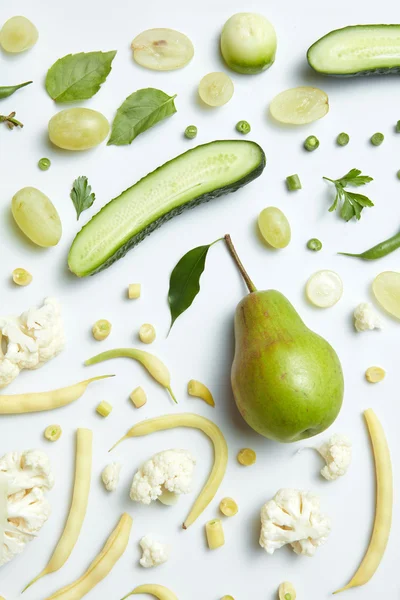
[96, 401, 113, 417]
[187, 380, 215, 406]
[130, 386, 147, 408]
[334, 409, 392, 593]
[110, 413, 228, 529]
[0, 375, 113, 414]
[122, 583, 178, 600]
[44, 513, 132, 600]
[206, 519, 225, 549]
[23, 429, 93, 591]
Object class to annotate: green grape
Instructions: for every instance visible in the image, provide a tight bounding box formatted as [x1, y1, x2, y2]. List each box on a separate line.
[48, 108, 109, 151]
[131, 28, 194, 71]
[12, 187, 62, 247]
[198, 72, 234, 107]
[270, 87, 329, 125]
[0, 16, 38, 53]
[258, 207, 291, 248]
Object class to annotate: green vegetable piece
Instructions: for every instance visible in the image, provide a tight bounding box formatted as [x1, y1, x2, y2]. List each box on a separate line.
[236, 120, 251, 135]
[185, 125, 197, 139]
[0, 81, 32, 100]
[371, 132, 384, 146]
[323, 168, 374, 222]
[0, 111, 23, 129]
[337, 132, 349, 146]
[304, 135, 319, 151]
[108, 88, 177, 146]
[38, 158, 51, 171]
[45, 51, 117, 102]
[307, 238, 322, 251]
[396, 120, 400, 133]
[168, 239, 222, 331]
[397, 170, 400, 180]
[70, 176, 96, 220]
[286, 174, 302, 191]
[339, 230, 400, 260]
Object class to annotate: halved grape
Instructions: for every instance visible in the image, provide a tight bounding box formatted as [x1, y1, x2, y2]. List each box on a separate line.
[131, 28, 194, 71]
[12, 187, 62, 247]
[372, 271, 400, 319]
[0, 16, 38, 53]
[306, 270, 342, 308]
[48, 108, 109, 151]
[198, 72, 234, 107]
[258, 207, 291, 248]
[270, 87, 329, 125]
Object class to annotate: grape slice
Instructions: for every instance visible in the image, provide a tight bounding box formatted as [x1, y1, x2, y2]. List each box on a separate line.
[270, 87, 329, 125]
[198, 72, 234, 107]
[258, 207, 291, 248]
[0, 16, 38, 53]
[372, 271, 400, 319]
[306, 270, 343, 308]
[131, 28, 194, 71]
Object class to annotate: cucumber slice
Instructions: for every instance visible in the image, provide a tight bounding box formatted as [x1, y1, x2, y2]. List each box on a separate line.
[307, 25, 400, 76]
[68, 140, 266, 276]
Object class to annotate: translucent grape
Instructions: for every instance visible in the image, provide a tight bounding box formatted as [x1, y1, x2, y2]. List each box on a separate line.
[306, 270, 343, 308]
[372, 271, 400, 319]
[258, 207, 291, 248]
[12, 187, 62, 247]
[270, 87, 329, 125]
[131, 28, 194, 71]
[0, 16, 38, 53]
[198, 72, 234, 107]
[48, 108, 109, 151]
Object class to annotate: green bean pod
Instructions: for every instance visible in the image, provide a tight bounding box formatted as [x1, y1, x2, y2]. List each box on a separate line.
[339, 231, 400, 260]
[0, 81, 32, 99]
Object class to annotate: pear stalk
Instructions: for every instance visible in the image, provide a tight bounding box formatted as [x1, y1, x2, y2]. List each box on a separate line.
[224, 234, 257, 293]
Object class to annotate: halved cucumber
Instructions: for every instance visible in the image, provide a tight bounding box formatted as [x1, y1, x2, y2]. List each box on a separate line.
[68, 140, 266, 276]
[307, 25, 400, 76]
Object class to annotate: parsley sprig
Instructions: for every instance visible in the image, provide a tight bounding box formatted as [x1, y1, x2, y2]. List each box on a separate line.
[70, 176, 96, 220]
[323, 168, 374, 222]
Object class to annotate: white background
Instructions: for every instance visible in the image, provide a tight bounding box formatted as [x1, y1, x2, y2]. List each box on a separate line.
[0, 0, 399, 598]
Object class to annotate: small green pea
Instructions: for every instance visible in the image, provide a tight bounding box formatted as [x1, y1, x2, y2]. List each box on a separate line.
[236, 120, 251, 135]
[184, 125, 197, 139]
[307, 238, 322, 251]
[370, 132, 384, 146]
[304, 135, 319, 152]
[38, 157, 51, 171]
[337, 132, 349, 146]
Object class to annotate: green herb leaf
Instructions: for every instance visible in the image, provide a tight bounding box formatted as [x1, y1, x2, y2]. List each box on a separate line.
[168, 240, 221, 332]
[46, 51, 117, 102]
[70, 176, 96, 220]
[323, 169, 374, 222]
[0, 81, 32, 100]
[108, 88, 177, 146]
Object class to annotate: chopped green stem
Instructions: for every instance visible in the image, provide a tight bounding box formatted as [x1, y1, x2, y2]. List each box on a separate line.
[286, 174, 302, 191]
[396, 120, 400, 133]
[370, 132, 384, 146]
[38, 157, 51, 171]
[224, 234, 257, 293]
[184, 125, 197, 139]
[307, 238, 322, 251]
[236, 120, 251, 134]
[0, 111, 23, 129]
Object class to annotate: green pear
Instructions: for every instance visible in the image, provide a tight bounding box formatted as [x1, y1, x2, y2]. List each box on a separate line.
[225, 235, 344, 443]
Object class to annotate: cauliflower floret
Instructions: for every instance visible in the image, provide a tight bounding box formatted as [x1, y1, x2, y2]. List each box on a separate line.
[354, 303, 382, 333]
[101, 463, 121, 492]
[0, 297, 65, 388]
[259, 488, 331, 556]
[130, 449, 195, 505]
[317, 434, 352, 481]
[0, 450, 54, 495]
[139, 534, 170, 568]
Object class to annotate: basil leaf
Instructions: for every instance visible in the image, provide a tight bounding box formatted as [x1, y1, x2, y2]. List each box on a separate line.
[70, 176, 96, 220]
[108, 88, 177, 146]
[168, 240, 220, 332]
[0, 81, 32, 100]
[46, 51, 117, 102]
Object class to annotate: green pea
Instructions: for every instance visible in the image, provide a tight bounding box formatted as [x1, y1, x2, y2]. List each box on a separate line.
[304, 135, 319, 152]
[236, 120, 251, 135]
[370, 132, 384, 146]
[336, 132, 349, 146]
[38, 157, 51, 171]
[307, 238, 322, 251]
[184, 125, 197, 140]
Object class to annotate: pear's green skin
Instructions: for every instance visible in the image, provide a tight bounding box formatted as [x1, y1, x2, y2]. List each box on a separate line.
[231, 290, 344, 443]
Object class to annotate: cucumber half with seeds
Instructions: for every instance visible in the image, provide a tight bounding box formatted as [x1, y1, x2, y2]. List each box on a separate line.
[308, 25, 400, 76]
[68, 140, 266, 276]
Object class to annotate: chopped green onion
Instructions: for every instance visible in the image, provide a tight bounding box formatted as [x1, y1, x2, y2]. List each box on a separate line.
[370, 132, 384, 146]
[184, 125, 197, 139]
[286, 174, 301, 191]
[336, 132, 349, 146]
[304, 135, 319, 152]
[307, 238, 322, 251]
[38, 157, 51, 171]
[236, 120, 251, 135]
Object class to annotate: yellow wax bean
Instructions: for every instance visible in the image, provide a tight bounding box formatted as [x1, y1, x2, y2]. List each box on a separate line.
[121, 583, 178, 600]
[206, 519, 225, 549]
[187, 379, 215, 406]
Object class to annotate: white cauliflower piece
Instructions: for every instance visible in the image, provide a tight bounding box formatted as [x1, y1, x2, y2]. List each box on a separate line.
[259, 488, 331, 556]
[139, 534, 170, 568]
[0, 449, 54, 567]
[354, 303, 382, 333]
[101, 463, 121, 492]
[130, 449, 195, 505]
[317, 434, 352, 481]
[0, 297, 65, 388]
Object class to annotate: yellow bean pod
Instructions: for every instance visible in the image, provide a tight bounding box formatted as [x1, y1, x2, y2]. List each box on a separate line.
[110, 413, 228, 529]
[334, 409, 392, 593]
[0, 375, 113, 414]
[122, 584, 178, 600]
[23, 429, 93, 592]
[187, 380, 215, 406]
[45, 513, 132, 600]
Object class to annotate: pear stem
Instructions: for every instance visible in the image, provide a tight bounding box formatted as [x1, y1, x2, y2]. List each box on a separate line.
[224, 234, 257, 293]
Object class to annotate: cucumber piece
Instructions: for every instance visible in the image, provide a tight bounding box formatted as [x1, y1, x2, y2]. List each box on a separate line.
[68, 140, 266, 276]
[307, 25, 400, 76]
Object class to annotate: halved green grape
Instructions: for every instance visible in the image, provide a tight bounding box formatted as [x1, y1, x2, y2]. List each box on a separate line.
[0, 16, 38, 53]
[48, 108, 109, 151]
[372, 271, 400, 319]
[258, 207, 291, 249]
[12, 187, 62, 247]
[131, 28, 194, 71]
[306, 270, 343, 308]
[220, 12, 277, 74]
[270, 87, 329, 125]
[198, 72, 234, 107]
